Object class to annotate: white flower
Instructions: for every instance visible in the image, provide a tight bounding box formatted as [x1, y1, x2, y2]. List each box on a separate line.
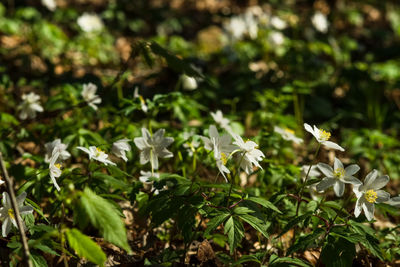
[270, 16, 287, 30]
[210, 110, 230, 130]
[44, 139, 71, 163]
[311, 12, 329, 33]
[138, 171, 166, 195]
[200, 125, 235, 180]
[181, 74, 198, 91]
[41, 0, 56, 11]
[316, 157, 361, 197]
[269, 31, 285, 46]
[304, 123, 344, 151]
[18, 92, 44, 120]
[243, 12, 258, 39]
[0, 192, 33, 237]
[77, 13, 104, 33]
[77, 146, 116, 166]
[386, 196, 400, 207]
[353, 170, 390, 221]
[111, 139, 131, 162]
[224, 16, 247, 40]
[139, 171, 160, 184]
[274, 126, 303, 144]
[134, 87, 148, 113]
[81, 83, 101, 110]
[134, 128, 174, 170]
[49, 152, 62, 191]
[231, 133, 265, 175]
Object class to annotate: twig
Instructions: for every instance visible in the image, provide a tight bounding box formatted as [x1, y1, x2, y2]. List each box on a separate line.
[0, 153, 32, 267]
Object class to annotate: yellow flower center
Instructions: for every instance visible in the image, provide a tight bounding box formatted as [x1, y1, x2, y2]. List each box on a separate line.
[95, 147, 104, 156]
[8, 209, 14, 220]
[221, 153, 228, 165]
[333, 168, 345, 179]
[319, 129, 331, 141]
[284, 128, 295, 135]
[365, 189, 378, 203]
[54, 163, 61, 169]
[139, 95, 146, 105]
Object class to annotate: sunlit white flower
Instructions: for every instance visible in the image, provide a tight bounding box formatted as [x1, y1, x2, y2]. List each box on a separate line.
[311, 11, 329, 33]
[134, 128, 174, 170]
[134, 87, 148, 113]
[200, 125, 235, 180]
[269, 31, 285, 46]
[111, 139, 131, 162]
[44, 139, 71, 163]
[18, 92, 44, 120]
[77, 13, 104, 33]
[41, 0, 56, 11]
[243, 12, 258, 39]
[139, 170, 160, 184]
[139, 171, 167, 195]
[224, 16, 247, 40]
[181, 74, 198, 91]
[0, 192, 33, 237]
[274, 126, 303, 144]
[316, 157, 361, 197]
[211, 110, 230, 130]
[81, 83, 101, 110]
[183, 134, 200, 157]
[77, 146, 116, 166]
[304, 123, 344, 151]
[231, 133, 265, 175]
[270, 16, 287, 30]
[49, 152, 62, 191]
[353, 170, 390, 221]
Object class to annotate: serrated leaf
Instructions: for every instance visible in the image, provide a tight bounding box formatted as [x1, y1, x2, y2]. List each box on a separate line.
[238, 214, 269, 238]
[205, 212, 230, 236]
[224, 216, 244, 254]
[66, 228, 106, 266]
[92, 172, 128, 189]
[286, 228, 324, 256]
[321, 236, 356, 267]
[277, 212, 312, 238]
[269, 254, 312, 267]
[247, 197, 282, 214]
[30, 251, 48, 267]
[80, 188, 131, 252]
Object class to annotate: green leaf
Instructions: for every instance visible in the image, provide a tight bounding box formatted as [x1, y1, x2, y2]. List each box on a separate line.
[277, 212, 312, 238]
[238, 214, 269, 238]
[320, 236, 356, 267]
[247, 197, 282, 214]
[269, 254, 312, 267]
[80, 188, 131, 252]
[224, 216, 244, 254]
[30, 251, 48, 267]
[349, 220, 384, 260]
[205, 212, 230, 236]
[66, 228, 107, 266]
[286, 228, 324, 256]
[92, 172, 128, 189]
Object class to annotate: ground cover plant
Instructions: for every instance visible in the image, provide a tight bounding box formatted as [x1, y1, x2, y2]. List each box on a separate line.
[1, 0, 400, 266]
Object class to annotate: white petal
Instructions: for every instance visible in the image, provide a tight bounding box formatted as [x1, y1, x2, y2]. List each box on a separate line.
[371, 175, 390, 190]
[316, 177, 336, 192]
[16, 192, 27, 207]
[134, 137, 148, 150]
[321, 141, 345, 151]
[316, 163, 333, 177]
[333, 181, 345, 197]
[345, 164, 360, 176]
[333, 157, 344, 170]
[362, 201, 375, 221]
[354, 197, 363, 218]
[2, 218, 11, 237]
[342, 176, 362, 186]
[362, 169, 378, 190]
[375, 190, 390, 203]
[19, 206, 34, 215]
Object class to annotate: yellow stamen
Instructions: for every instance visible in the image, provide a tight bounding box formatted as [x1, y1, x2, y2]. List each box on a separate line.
[365, 189, 378, 203]
[221, 153, 228, 165]
[54, 163, 61, 169]
[139, 95, 146, 105]
[96, 147, 104, 153]
[333, 168, 345, 179]
[8, 209, 14, 220]
[284, 128, 295, 135]
[319, 129, 331, 141]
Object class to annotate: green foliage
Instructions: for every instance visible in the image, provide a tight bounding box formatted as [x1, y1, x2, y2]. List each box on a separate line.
[66, 228, 107, 266]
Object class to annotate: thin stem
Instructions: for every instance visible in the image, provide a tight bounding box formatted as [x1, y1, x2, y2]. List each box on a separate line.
[295, 143, 321, 216]
[226, 152, 246, 208]
[0, 153, 32, 267]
